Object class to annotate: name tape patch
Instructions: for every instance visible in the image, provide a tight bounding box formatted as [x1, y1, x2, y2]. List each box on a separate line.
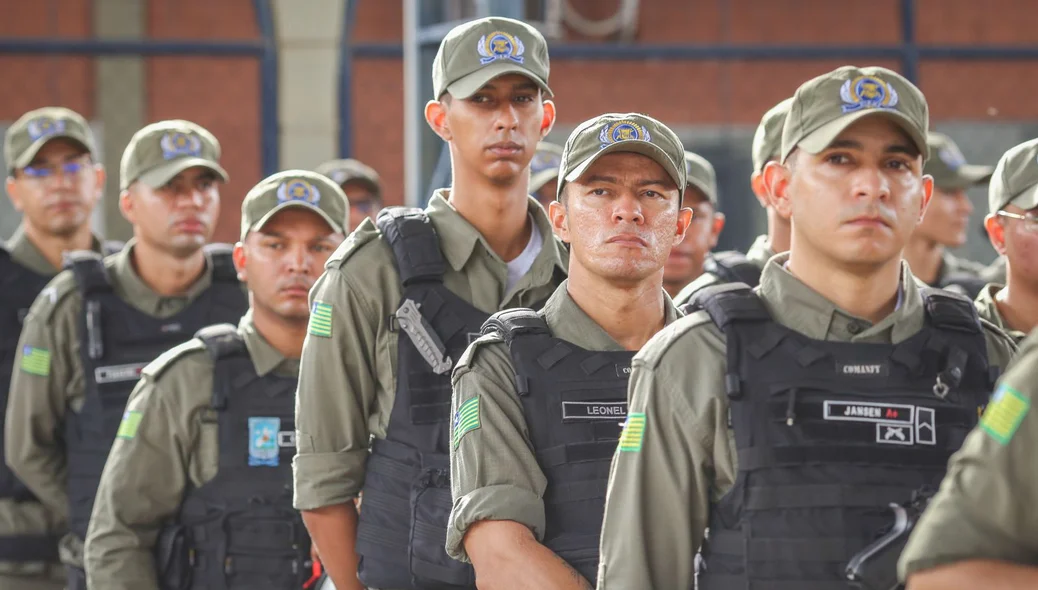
[94, 362, 148, 384]
[835, 361, 890, 377]
[824, 401, 914, 424]
[562, 401, 628, 422]
[823, 400, 937, 446]
[615, 364, 632, 378]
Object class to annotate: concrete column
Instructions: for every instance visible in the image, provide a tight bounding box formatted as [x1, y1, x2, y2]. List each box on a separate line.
[272, 0, 344, 170]
[93, 0, 146, 241]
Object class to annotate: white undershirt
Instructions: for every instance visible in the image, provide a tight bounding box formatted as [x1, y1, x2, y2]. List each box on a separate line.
[505, 215, 542, 294]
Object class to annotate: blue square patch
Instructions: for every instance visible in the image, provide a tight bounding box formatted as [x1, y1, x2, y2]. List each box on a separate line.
[248, 417, 281, 467]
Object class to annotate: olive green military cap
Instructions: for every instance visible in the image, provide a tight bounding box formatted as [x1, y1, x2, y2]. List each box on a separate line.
[432, 17, 551, 99]
[557, 113, 686, 201]
[782, 66, 929, 163]
[530, 141, 563, 192]
[684, 151, 718, 205]
[315, 158, 382, 200]
[988, 138, 1038, 214]
[120, 120, 228, 190]
[752, 98, 792, 173]
[924, 132, 993, 191]
[4, 107, 99, 171]
[240, 170, 349, 241]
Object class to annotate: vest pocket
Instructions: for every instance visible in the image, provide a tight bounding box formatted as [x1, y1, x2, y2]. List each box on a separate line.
[409, 465, 475, 588]
[155, 523, 192, 590]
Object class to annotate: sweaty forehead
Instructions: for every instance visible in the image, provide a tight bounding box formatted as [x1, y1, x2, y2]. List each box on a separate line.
[831, 116, 918, 154]
[577, 152, 673, 184]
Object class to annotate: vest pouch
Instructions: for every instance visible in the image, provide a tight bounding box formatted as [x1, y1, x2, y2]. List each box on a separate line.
[356, 441, 421, 589]
[409, 461, 475, 589]
[155, 523, 192, 590]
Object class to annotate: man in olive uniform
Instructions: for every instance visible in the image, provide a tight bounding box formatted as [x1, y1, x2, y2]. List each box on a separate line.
[293, 17, 567, 590]
[5, 119, 247, 590]
[83, 170, 348, 590]
[596, 66, 1019, 590]
[674, 98, 792, 305]
[899, 327, 1038, 589]
[903, 132, 993, 297]
[315, 158, 383, 232]
[2, 107, 110, 590]
[447, 113, 690, 589]
[529, 141, 563, 207]
[970, 138, 1038, 345]
[663, 151, 725, 298]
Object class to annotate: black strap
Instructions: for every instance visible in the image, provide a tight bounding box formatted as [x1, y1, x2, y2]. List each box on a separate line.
[921, 287, 981, 334]
[687, 283, 768, 329]
[744, 483, 913, 510]
[481, 308, 549, 343]
[0, 533, 60, 562]
[195, 323, 246, 361]
[738, 445, 952, 471]
[708, 529, 859, 562]
[697, 576, 838, 590]
[376, 207, 447, 285]
[706, 250, 763, 288]
[65, 250, 112, 296]
[203, 243, 239, 283]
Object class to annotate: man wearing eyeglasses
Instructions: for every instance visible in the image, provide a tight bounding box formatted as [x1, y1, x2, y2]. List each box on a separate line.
[5, 119, 247, 590]
[662, 151, 725, 298]
[1, 107, 110, 590]
[969, 138, 1038, 345]
[315, 158, 383, 232]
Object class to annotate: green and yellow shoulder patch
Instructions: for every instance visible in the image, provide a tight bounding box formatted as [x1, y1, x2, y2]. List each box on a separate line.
[20, 346, 51, 376]
[117, 410, 143, 440]
[981, 385, 1030, 445]
[619, 412, 646, 452]
[452, 395, 481, 449]
[308, 301, 333, 338]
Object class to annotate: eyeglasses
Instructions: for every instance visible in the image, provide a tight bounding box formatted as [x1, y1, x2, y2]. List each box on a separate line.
[351, 200, 378, 214]
[996, 210, 1038, 232]
[20, 159, 89, 180]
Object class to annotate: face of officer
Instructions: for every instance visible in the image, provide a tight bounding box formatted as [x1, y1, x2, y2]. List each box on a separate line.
[235, 208, 345, 323]
[120, 166, 221, 259]
[663, 186, 725, 294]
[341, 180, 381, 232]
[769, 116, 932, 270]
[6, 138, 104, 238]
[551, 152, 692, 285]
[426, 73, 556, 187]
[913, 186, 974, 248]
[986, 204, 1038, 288]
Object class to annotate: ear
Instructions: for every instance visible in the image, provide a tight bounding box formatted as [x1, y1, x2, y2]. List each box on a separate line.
[540, 99, 557, 138]
[118, 189, 136, 224]
[6, 177, 24, 212]
[918, 174, 935, 222]
[984, 213, 1007, 255]
[548, 199, 569, 243]
[232, 241, 248, 282]
[425, 99, 451, 141]
[675, 206, 694, 246]
[750, 171, 770, 209]
[763, 160, 793, 219]
[92, 165, 107, 204]
[708, 212, 726, 248]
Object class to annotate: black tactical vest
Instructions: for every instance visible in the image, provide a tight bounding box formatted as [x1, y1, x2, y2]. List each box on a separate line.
[691, 284, 997, 590]
[703, 250, 762, 289]
[64, 245, 247, 542]
[155, 324, 311, 590]
[0, 246, 60, 562]
[482, 309, 632, 583]
[355, 208, 491, 589]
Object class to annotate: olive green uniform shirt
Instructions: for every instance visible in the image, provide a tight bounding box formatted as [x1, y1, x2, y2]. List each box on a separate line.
[596, 255, 1019, 590]
[292, 192, 568, 511]
[83, 311, 297, 590]
[935, 250, 988, 286]
[2, 226, 104, 587]
[5, 240, 221, 569]
[899, 328, 1038, 580]
[445, 281, 680, 562]
[980, 256, 1007, 285]
[975, 284, 1028, 345]
[673, 234, 776, 307]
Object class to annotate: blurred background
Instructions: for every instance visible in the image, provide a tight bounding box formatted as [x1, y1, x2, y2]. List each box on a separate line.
[3, 0, 1038, 263]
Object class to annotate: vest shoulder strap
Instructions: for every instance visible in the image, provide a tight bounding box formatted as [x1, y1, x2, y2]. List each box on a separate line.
[481, 308, 550, 345]
[203, 243, 239, 284]
[939, 273, 987, 300]
[706, 250, 762, 288]
[64, 250, 112, 296]
[194, 323, 247, 361]
[920, 287, 982, 335]
[683, 282, 769, 330]
[375, 207, 446, 286]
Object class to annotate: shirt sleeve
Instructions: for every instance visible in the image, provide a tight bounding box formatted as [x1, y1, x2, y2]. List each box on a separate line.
[293, 267, 383, 510]
[84, 373, 190, 590]
[446, 339, 547, 563]
[899, 335, 1038, 579]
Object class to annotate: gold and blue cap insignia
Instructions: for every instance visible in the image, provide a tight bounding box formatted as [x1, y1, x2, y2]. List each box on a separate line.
[924, 132, 993, 191]
[988, 138, 1038, 214]
[782, 65, 929, 163]
[120, 119, 228, 190]
[4, 106, 98, 171]
[433, 17, 551, 99]
[556, 113, 686, 202]
[240, 169, 349, 240]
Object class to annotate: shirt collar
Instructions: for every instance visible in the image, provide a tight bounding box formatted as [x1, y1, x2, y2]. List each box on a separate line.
[5, 224, 104, 275]
[238, 310, 299, 377]
[110, 239, 215, 315]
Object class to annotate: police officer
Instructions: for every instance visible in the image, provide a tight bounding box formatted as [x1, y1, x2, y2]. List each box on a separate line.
[1, 107, 110, 590]
[969, 138, 1038, 345]
[663, 151, 725, 298]
[529, 140, 563, 207]
[903, 132, 993, 297]
[5, 119, 247, 590]
[596, 66, 1019, 589]
[674, 98, 792, 304]
[315, 158, 383, 232]
[899, 328, 1038, 589]
[293, 17, 568, 590]
[82, 170, 348, 590]
[447, 113, 690, 589]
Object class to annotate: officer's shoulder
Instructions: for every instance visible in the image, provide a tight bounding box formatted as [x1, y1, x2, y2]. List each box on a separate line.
[634, 309, 724, 369]
[25, 268, 81, 323]
[452, 331, 511, 382]
[978, 317, 1019, 364]
[141, 338, 213, 384]
[674, 273, 722, 307]
[325, 218, 393, 272]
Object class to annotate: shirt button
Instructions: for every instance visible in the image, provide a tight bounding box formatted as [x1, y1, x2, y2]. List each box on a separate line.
[847, 321, 865, 335]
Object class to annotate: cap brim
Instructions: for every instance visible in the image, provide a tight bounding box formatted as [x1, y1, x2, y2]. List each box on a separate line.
[530, 168, 559, 192]
[561, 142, 684, 201]
[687, 178, 717, 205]
[1006, 183, 1038, 212]
[13, 132, 94, 169]
[135, 157, 230, 189]
[795, 110, 929, 162]
[246, 201, 344, 240]
[444, 61, 552, 99]
[937, 164, 994, 191]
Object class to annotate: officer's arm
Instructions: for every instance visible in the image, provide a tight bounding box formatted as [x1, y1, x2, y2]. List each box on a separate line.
[294, 267, 378, 590]
[907, 561, 1038, 590]
[84, 376, 188, 590]
[4, 283, 77, 519]
[465, 521, 591, 590]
